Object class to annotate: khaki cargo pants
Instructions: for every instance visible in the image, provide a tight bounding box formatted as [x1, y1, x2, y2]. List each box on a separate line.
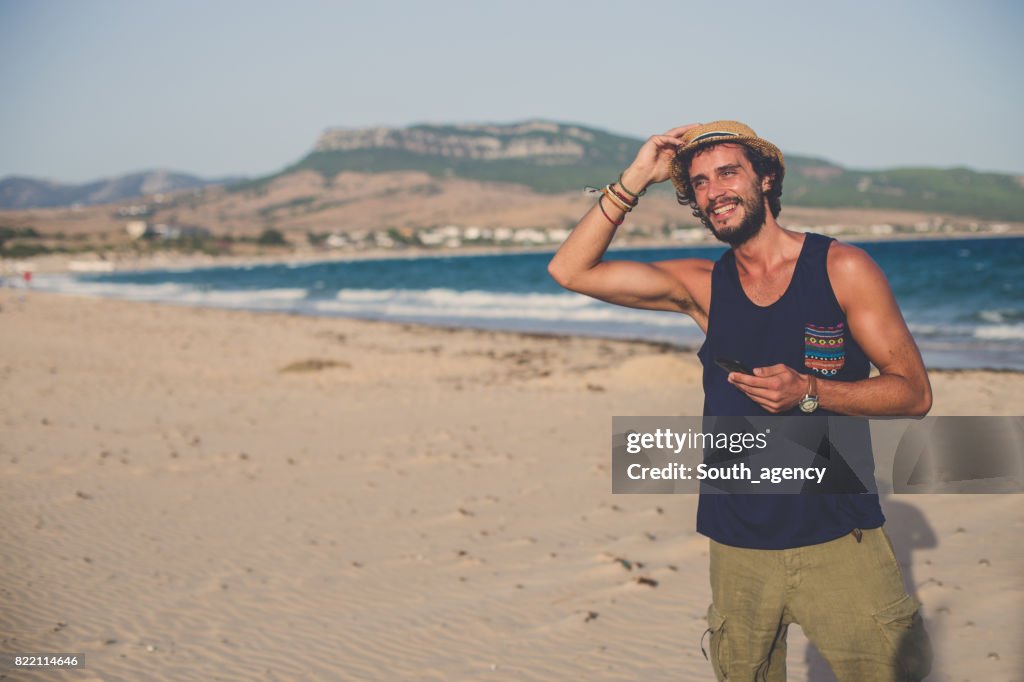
[704, 528, 932, 681]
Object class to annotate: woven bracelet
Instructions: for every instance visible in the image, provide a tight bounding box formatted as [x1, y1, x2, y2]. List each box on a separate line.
[602, 185, 633, 213]
[614, 173, 647, 199]
[608, 183, 638, 209]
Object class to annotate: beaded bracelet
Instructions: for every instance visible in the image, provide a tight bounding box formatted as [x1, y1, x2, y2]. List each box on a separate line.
[602, 185, 633, 213]
[597, 195, 624, 227]
[617, 172, 647, 199]
[607, 183, 637, 209]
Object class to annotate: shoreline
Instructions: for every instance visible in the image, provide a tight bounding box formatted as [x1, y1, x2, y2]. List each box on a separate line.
[7, 229, 1022, 276]
[12, 233, 1023, 374]
[11, 288, 1024, 375]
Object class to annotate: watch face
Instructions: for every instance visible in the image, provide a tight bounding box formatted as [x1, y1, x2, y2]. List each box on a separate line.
[800, 397, 819, 413]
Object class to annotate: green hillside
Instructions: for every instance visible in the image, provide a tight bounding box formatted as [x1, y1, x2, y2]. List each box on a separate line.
[783, 158, 1024, 220]
[230, 122, 1023, 221]
[282, 148, 628, 193]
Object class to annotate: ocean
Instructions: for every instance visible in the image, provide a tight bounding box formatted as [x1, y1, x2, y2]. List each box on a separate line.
[32, 236, 1024, 371]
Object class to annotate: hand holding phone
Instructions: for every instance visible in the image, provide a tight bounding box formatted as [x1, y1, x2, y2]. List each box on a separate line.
[714, 356, 754, 376]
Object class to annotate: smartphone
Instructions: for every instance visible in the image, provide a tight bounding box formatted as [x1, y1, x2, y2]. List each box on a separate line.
[714, 356, 754, 375]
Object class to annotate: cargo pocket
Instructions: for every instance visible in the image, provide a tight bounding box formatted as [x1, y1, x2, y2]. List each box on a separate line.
[873, 594, 933, 680]
[703, 603, 729, 680]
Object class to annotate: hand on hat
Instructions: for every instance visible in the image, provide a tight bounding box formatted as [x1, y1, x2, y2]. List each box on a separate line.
[622, 124, 702, 191]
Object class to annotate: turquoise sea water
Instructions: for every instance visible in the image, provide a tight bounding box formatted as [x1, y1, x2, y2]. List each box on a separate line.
[35, 236, 1024, 371]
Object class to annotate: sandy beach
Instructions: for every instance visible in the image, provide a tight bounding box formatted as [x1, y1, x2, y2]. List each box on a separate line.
[1, 291, 1021, 681]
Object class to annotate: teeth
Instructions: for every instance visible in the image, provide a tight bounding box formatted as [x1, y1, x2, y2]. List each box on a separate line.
[713, 203, 737, 215]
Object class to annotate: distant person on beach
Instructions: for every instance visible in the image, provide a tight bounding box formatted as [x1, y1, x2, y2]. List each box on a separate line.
[20, 269, 32, 302]
[549, 121, 933, 680]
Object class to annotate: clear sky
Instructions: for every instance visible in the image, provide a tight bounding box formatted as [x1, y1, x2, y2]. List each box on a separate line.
[2, 0, 1022, 183]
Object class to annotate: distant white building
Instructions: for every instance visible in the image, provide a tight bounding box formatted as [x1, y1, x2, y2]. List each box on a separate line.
[126, 222, 211, 241]
[325, 233, 349, 248]
[545, 228, 571, 243]
[670, 228, 704, 242]
[418, 231, 446, 246]
[512, 229, 548, 245]
[373, 233, 396, 248]
[152, 224, 210, 240]
[125, 221, 152, 239]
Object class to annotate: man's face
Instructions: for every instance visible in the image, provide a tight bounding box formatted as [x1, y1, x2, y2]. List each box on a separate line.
[687, 143, 770, 247]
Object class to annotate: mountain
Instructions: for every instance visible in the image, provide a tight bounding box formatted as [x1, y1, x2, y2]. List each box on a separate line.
[0, 170, 241, 210]
[231, 120, 1023, 222]
[5, 121, 1022, 222]
[228, 120, 640, 198]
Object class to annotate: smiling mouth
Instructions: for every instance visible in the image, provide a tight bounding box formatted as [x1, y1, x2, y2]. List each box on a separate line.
[711, 201, 739, 218]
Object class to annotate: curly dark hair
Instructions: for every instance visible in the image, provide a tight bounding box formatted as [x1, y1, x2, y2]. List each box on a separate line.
[673, 143, 784, 221]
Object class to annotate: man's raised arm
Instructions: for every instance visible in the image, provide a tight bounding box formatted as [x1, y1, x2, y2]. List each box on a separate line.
[547, 125, 708, 316]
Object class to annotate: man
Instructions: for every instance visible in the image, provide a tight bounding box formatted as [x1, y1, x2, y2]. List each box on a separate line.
[548, 121, 933, 680]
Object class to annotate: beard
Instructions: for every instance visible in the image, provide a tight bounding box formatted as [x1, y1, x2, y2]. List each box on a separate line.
[699, 184, 767, 247]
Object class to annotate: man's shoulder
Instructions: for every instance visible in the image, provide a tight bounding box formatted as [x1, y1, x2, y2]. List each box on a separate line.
[825, 240, 880, 278]
[824, 240, 892, 306]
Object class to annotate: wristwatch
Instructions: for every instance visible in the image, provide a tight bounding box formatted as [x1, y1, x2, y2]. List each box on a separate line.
[799, 374, 819, 413]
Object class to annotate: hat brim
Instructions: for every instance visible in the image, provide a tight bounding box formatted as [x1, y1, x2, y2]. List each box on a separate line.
[669, 137, 785, 199]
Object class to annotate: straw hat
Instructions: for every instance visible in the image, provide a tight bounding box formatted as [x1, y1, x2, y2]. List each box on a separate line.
[668, 120, 785, 199]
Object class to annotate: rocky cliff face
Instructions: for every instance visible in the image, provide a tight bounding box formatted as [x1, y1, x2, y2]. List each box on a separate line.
[314, 120, 596, 161]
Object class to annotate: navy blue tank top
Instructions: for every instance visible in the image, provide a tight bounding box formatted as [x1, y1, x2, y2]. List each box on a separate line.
[696, 233, 885, 549]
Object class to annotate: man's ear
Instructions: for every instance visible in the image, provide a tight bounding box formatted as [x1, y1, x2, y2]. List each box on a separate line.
[761, 174, 773, 192]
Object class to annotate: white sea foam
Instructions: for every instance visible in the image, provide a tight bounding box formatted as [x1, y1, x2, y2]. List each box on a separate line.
[34, 275, 191, 301]
[180, 288, 308, 308]
[34, 274, 307, 310]
[32, 274, 1021, 368]
[979, 310, 1006, 324]
[974, 325, 1024, 341]
[326, 288, 696, 328]
[337, 288, 591, 308]
[34, 276, 693, 330]
[907, 322, 977, 338]
[977, 309, 1024, 324]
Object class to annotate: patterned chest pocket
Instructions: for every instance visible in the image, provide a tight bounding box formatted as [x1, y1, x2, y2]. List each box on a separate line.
[804, 323, 846, 376]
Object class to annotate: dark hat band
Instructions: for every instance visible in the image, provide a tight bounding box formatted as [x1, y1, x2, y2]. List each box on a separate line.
[691, 131, 740, 143]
